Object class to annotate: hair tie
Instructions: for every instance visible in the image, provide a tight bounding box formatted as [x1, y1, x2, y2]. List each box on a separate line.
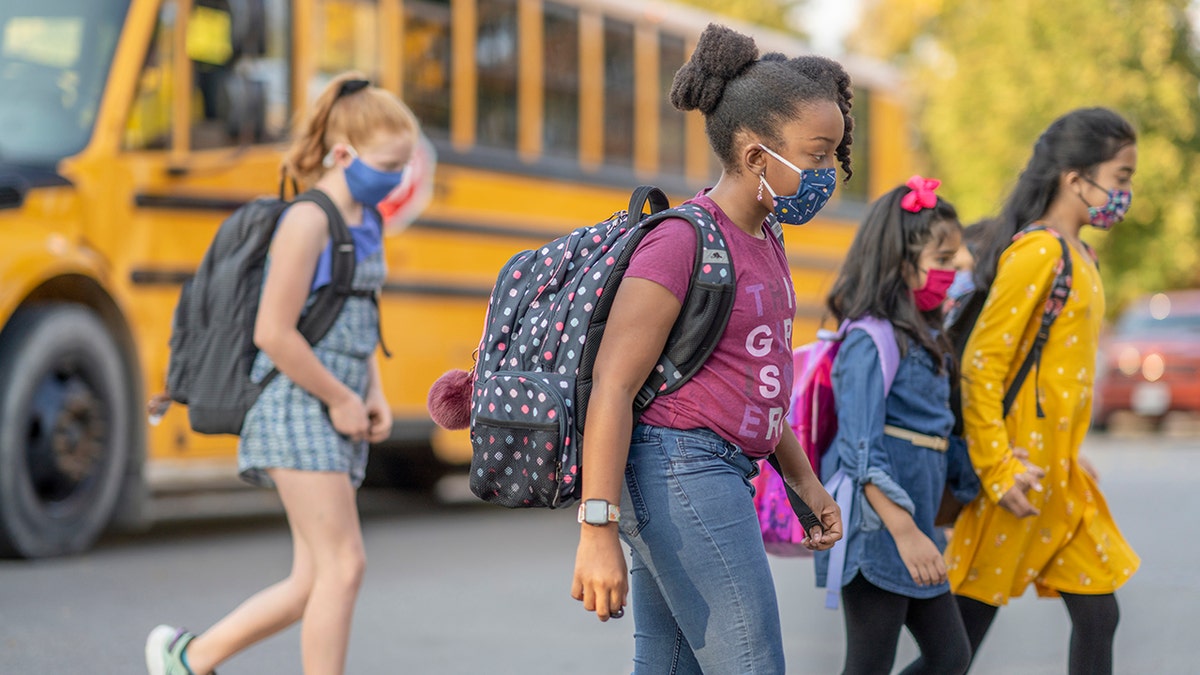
[900, 175, 941, 213]
[337, 79, 371, 99]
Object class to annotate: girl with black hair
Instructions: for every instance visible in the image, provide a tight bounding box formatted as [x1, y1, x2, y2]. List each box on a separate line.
[570, 23, 851, 673]
[815, 177, 972, 675]
[945, 107, 1140, 675]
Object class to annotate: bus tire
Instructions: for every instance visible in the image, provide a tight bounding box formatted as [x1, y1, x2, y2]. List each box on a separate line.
[0, 306, 131, 558]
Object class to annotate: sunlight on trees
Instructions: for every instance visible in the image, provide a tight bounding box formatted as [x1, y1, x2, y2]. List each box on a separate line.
[852, 0, 1200, 311]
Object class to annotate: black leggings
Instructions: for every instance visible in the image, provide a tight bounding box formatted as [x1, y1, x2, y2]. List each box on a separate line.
[841, 574, 971, 675]
[956, 592, 1120, 675]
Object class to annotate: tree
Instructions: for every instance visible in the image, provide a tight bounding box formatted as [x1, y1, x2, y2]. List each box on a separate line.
[674, 0, 804, 35]
[851, 0, 1200, 311]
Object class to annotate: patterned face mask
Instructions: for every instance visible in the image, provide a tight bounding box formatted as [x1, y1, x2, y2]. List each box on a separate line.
[758, 144, 837, 226]
[1080, 177, 1132, 231]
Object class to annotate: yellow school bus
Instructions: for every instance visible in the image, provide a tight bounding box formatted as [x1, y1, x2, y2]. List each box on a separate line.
[0, 0, 914, 557]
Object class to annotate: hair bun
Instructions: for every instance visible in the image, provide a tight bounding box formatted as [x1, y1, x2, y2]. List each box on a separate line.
[670, 24, 758, 115]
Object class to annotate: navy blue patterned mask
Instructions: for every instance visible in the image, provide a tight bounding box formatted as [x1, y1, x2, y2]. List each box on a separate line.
[758, 144, 837, 226]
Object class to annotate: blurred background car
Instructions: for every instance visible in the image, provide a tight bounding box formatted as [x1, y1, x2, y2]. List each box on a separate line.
[1094, 290, 1200, 431]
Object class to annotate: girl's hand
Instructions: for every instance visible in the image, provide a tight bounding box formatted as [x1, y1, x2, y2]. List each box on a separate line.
[571, 526, 628, 622]
[796, 482, 843, 551]
[365, 388, 393, 443]
[998, 446, 1045, 517]
[998, 482, 1040, 517]
[894, 527, 948, 586]
[329, 392, 370, 442]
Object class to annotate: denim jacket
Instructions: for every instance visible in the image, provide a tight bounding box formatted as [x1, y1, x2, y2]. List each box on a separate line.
[813, 327, 958, 599]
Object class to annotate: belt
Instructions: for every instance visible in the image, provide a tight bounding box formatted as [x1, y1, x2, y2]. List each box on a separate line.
[883, 425, 949, 452]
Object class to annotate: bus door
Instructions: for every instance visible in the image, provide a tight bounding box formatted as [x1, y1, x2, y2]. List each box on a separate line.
[114, 0, 295, 474]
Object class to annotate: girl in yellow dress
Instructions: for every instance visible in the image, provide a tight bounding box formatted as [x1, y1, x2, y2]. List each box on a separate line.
[945, 108, 1140, 675]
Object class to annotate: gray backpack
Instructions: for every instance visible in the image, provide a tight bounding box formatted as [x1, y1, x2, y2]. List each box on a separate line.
[469, 186, 756, 508]
[166, 190, 368, 434]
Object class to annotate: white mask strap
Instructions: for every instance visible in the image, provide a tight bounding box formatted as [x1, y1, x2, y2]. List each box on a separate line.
[758, 143, 806, 176]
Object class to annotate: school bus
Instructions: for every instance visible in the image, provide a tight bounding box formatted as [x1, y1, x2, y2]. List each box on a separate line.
[0, 0, 914, 557]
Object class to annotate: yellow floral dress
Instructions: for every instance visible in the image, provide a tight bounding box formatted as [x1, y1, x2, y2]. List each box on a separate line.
[946, 229, 1139, 605]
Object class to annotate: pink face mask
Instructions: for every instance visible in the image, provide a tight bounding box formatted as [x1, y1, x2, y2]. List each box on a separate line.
[914, 268, 956, 312]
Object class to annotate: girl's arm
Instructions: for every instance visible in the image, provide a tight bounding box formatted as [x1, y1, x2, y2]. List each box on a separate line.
[253, 201, 369, 440]
[834, 331, 944, 585]
[832, 331, 912, 513]
[863, 484, 946, 586]
[773, 426, 842, 549]
[961, 232, 1057, 510]
[571, 277, 681, 622]
[365, 355, 392, 443]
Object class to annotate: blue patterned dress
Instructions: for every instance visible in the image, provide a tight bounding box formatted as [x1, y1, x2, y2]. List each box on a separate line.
[238, 242, 386, 488]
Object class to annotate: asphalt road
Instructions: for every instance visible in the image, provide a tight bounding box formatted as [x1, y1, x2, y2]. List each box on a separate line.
[1, 428, 1196, 674]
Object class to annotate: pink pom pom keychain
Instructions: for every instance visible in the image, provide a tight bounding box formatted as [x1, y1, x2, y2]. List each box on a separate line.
[427, 368, 474, 430]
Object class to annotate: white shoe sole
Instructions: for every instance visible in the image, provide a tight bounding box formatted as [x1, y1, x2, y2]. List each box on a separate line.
[145, 624, 177, 675]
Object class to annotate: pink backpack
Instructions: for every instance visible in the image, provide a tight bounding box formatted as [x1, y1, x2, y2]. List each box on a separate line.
[753, 317, 899, 557]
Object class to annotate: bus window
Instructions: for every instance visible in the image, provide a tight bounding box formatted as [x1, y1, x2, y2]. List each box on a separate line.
[124, 3, 174, 151]
[476, 0, 518, 151]
[402, 0, 450, 137]
[658, 32, 686, 176]
[189, 0, 290, 149]
[124, 0, 290, 152]
[543, 2, 579, 161]
[312, 0, 381, 98]
[0, 0, 127, 164]
[602, 17, 633, 168]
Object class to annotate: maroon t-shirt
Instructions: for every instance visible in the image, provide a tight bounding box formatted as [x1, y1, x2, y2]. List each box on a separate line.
[625, 193, 795, 458]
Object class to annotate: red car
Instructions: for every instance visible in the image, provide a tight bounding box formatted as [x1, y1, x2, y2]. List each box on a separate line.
[1093, 290, 1200, 430]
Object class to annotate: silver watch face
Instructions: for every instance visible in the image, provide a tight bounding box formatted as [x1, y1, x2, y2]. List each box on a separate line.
[584, 500, 609, 524]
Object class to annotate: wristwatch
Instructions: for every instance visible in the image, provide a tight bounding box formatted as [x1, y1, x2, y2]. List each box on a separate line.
[577, 499, 621, 526]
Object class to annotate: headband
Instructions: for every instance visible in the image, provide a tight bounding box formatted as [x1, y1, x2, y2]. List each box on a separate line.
[337, 79, 371, 99]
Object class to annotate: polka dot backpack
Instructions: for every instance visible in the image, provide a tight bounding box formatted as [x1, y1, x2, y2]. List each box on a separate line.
[468, 186, 746, 508]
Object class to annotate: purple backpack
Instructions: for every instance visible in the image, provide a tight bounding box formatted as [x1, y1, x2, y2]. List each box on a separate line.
[754, 317, 899, 557]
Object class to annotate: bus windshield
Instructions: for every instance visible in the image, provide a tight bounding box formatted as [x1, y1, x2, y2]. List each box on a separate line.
[0, 0, 130, 166]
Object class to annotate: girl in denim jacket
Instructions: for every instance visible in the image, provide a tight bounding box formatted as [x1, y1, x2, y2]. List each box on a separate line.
[814, 178, 972, 675]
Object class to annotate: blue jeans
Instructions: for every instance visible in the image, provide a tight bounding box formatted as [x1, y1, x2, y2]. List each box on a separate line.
[620, 424, 785, 674]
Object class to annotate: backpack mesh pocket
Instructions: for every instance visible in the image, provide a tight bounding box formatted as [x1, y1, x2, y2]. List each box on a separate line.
[470, 372, 580, 508]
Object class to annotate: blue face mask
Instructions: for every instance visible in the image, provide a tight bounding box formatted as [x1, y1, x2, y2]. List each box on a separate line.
[758, 144, 837, 225]
[330, 146, 407, 208]
[947, 269, 975, 300]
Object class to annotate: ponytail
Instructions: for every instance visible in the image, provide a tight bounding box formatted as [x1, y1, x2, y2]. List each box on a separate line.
[283, 71, 420, 186]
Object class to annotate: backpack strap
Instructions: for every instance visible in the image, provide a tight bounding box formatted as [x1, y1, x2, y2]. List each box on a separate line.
[627, 184, 671, 219]
[1001, 224, 1074, 418]
[630, 200, 736, 411]
[841, 316, 900, 395]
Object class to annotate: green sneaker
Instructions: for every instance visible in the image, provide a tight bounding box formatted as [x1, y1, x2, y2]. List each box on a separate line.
[145, 625, 201, 675]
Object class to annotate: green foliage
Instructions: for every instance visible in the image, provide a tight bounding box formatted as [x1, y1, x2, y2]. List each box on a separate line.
[673, 0, 803, 34]
[853, 0, 1200, 312]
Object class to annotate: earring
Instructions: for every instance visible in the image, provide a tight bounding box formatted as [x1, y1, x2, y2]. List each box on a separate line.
[757, 177, 764, 202]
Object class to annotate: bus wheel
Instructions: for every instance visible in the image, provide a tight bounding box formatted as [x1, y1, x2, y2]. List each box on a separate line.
[0, 306, 131, 558]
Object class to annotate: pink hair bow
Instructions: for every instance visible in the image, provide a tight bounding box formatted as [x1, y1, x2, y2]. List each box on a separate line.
[900, 175, 941, 213]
